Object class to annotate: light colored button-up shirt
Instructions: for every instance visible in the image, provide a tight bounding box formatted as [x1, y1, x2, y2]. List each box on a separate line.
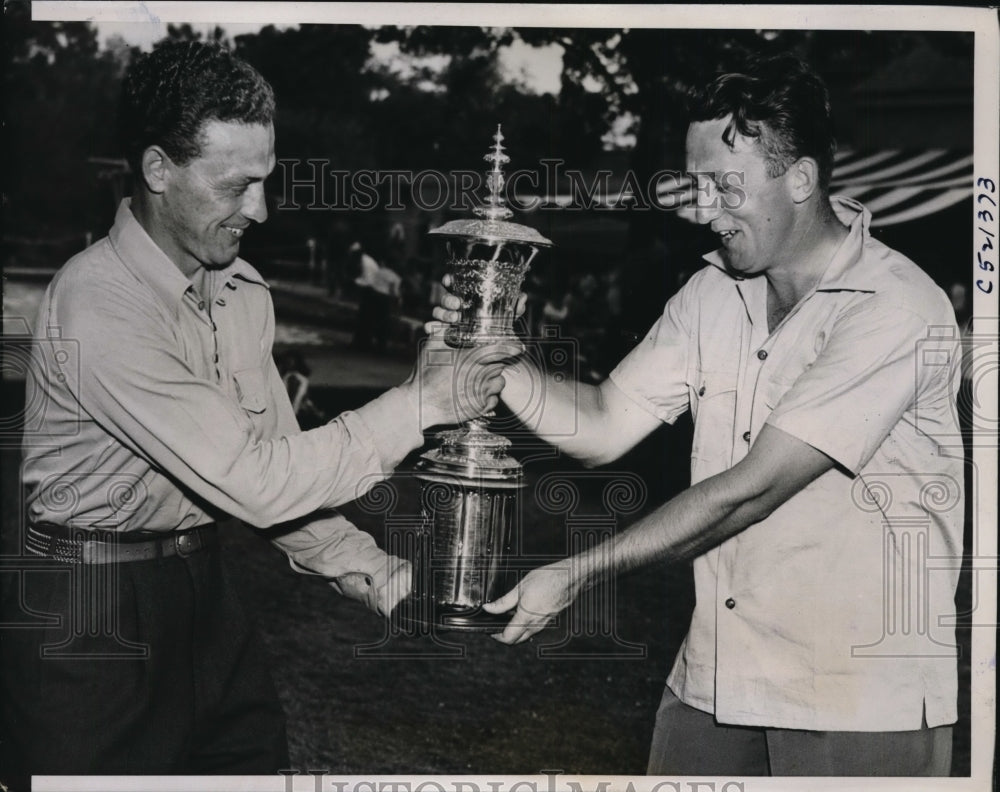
[22, 200, 423, 592]
[610, 197, 963, 731]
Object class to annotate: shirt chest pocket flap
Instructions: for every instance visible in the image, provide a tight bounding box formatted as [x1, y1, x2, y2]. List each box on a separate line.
[689, 366, 738, 465]
[761, 313, 839, 409]
[233, 366, 268, 414]
[762, 339, 827, 410]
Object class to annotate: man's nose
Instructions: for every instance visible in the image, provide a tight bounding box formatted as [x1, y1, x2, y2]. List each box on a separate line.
[695, 202, 722, 225]
[242, 183, 268, 224]
[693, 180, 722, 225]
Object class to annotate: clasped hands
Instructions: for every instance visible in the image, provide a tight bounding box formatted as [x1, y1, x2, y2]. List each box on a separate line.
[404, 277, 524, 429]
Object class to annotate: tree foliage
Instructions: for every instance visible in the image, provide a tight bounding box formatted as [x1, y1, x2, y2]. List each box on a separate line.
[3, 2, 134, 235]
[2, 10, 968, 272]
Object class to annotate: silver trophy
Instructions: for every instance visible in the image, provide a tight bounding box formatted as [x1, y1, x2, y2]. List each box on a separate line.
[403, 127, 552, 633]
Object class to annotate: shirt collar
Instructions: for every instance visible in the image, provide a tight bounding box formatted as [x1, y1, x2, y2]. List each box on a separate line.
[701, 194, 877, 294]
[108, 199, 268, 314]
[814, 195, 875, 293]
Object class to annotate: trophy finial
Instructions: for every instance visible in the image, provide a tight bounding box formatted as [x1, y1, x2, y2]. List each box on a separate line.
[428, 125, 552, 247]
[475, 124, 513, 222]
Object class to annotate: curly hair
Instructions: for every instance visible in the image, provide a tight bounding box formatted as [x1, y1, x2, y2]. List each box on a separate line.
[689, 53, 837, 191]
[119, 41, 275, 174]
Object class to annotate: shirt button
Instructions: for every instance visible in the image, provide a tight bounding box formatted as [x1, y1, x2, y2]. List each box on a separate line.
[698, 386, 706, 396]
[742, 430, 751, 443]
[216, 298, 226, 307]
[725, 598, 736, 610]
[757, 349, 768, 360]
[198, 300, 206, 311]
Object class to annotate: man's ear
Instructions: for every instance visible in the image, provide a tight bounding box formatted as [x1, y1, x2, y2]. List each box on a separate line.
[786, 156, 821, 205]
[140, 146, 172, 194]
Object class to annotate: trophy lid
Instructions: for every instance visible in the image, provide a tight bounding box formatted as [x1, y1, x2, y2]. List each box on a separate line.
[429, 126, 552, 248]
[417, 419, 523, 483]
[430, 217, 553, 248]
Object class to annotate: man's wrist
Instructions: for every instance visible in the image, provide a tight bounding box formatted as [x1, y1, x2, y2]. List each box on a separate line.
[497, 357, 538, 417]
[398, 379, 442, 431]
[571, 543, 614, 595]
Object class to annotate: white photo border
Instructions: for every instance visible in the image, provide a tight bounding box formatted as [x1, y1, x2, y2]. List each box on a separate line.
[23, 3, 1000, 792]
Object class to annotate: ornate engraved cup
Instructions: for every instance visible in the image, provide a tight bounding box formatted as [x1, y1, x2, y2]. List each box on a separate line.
[402, 128, 552, 633]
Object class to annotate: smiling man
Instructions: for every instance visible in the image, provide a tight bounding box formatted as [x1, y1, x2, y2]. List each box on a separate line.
[435, 53, 965, 776]
[0, 42, 515, 780]
[139, 119, 274, 275]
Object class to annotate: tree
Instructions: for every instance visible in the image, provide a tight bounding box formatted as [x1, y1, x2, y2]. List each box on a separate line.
[235, 24, 376, 163]
[3, 2, 131, 241]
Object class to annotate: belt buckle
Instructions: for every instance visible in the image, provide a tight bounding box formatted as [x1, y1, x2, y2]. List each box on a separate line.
[174, 532, 198, 558]
[80, 540, 101, 564]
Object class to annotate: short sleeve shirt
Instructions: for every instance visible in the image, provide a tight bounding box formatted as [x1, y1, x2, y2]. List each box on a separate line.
[610, 197, 964, 731]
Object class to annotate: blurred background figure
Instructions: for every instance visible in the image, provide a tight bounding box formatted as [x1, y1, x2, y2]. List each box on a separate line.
[350, 240, 403, 354]
[369, 259, 402, 353]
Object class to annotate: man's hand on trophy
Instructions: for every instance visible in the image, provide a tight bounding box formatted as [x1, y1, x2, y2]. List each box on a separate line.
[425, 273, 527, 335]
[403, 324, 523, 429]
[427, 275, 464, 329]
[482, 562, 580, 644]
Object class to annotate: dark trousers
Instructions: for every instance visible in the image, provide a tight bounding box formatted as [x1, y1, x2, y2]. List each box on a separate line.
[0, 540, 288, 787]
[647, 685, 953, 776]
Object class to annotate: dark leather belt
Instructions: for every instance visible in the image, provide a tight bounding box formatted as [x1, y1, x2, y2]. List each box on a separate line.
[25, 522, 219, 564]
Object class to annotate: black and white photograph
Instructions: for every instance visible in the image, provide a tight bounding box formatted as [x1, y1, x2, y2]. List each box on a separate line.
[1, 3, 997, 791]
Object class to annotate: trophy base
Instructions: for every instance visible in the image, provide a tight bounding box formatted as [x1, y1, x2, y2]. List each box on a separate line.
[395, 597, 508, 634]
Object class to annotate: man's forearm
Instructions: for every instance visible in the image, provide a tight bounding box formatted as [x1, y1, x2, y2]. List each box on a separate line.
[500, 358, 598, 458]
[570, 425, 835, 593]
[568, 466, 768, 594]
[501, 359, 657, 465]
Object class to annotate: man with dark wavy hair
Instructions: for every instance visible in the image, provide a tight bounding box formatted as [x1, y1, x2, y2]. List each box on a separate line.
[1, 41, 513, 780]
[437, 53, 964, 776]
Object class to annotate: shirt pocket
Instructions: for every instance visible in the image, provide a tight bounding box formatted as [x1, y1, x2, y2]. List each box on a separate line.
[233, 366, 268, 414]
[689, 366, 738, 473]
[762, 318, 835, 410]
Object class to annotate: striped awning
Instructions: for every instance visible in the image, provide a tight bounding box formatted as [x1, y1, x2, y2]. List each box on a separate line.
[828, 149, 973, 227]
